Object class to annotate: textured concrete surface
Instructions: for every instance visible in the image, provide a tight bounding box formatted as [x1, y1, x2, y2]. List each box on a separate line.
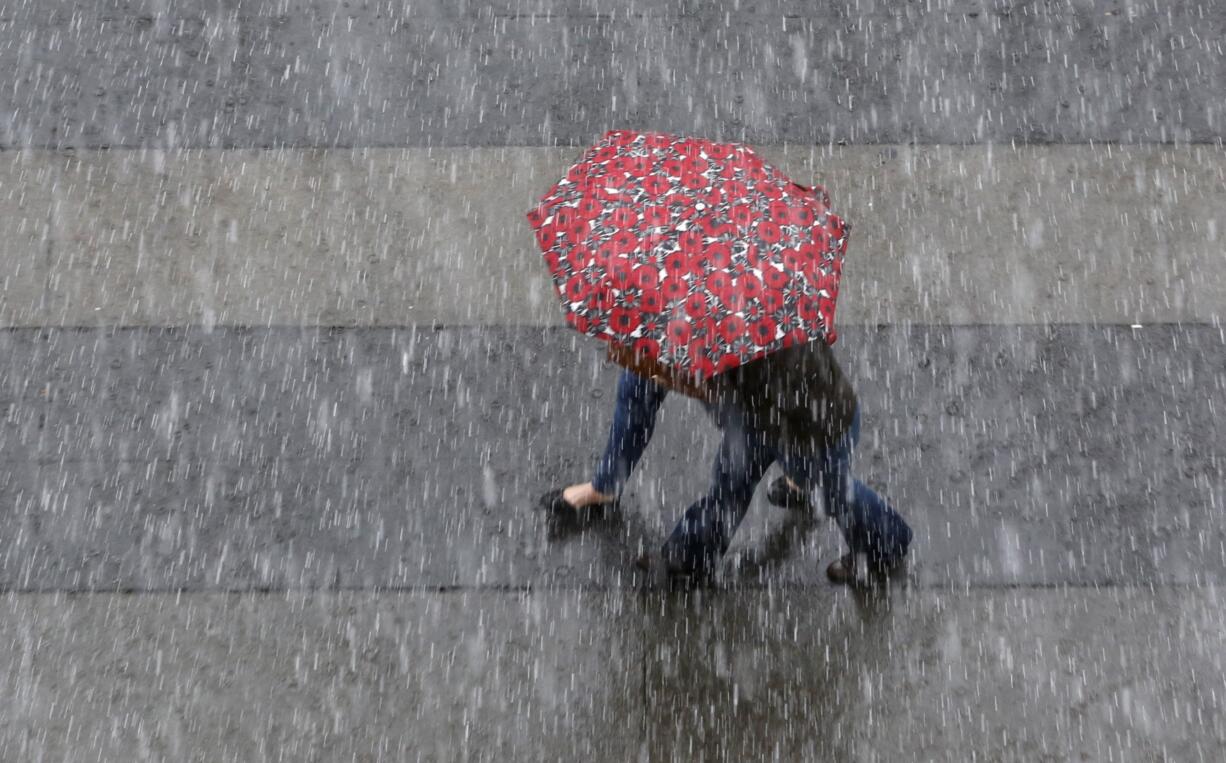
[2, 144, 1224, 328]
[1, 588, 1223, 761]
[3, 0, 1225, 758]
[1, 324, 1222, 592]
[3, 0, 1226, 149]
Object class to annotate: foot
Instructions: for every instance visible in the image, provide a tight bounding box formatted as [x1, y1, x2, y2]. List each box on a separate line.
[537, 485, 615, 537]
[561, 482, 615, 509]
[634, 551, 713, 587]
[825, 552, 906, 587]
[766, 476, 809, 510]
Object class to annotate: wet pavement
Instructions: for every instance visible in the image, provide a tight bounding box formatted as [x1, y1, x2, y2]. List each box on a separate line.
[7, 0, 1226, 148]
[4, 0, 1226, 758]
[2, 324, 1223, 592]
[0, 323, 1223, 757]
[3, 587, 1224, 760]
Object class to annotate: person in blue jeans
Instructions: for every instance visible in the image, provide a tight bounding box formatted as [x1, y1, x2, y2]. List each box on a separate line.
[539, 341, 912, 584]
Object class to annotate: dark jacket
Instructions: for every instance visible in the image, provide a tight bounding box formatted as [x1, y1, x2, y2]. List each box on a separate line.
[706, 341, 858, 452]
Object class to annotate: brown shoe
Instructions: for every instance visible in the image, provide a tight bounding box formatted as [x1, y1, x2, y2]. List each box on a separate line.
[826, 552, 905, 586]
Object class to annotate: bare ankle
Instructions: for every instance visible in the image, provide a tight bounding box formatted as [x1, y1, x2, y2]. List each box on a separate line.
[563, 483, 613, 508]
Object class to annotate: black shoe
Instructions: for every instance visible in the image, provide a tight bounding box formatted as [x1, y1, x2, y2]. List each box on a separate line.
[537, 489, 612, 537]
[825, 552, 906, 587]
[766, 476, 809, 510]
[634, 551, 713, 588]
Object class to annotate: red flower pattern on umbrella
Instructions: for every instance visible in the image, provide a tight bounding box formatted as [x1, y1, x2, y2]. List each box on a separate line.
[643, 205, 671, 227]
[666, 319, 692, 346]
[750, 317, 778, 345]
[638, 287, 665, 314]
[528, 129, 848, 382]
[660, 276, 688, 302]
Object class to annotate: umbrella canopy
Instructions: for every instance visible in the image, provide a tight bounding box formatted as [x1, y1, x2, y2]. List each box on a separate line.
[527, 129, 848, 383]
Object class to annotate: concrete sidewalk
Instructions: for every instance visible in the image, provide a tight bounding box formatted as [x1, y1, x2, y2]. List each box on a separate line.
[6, 0, 1226, 148]
[0, 323, 1223, 760]
[3, 0, 1226, 758]
[2, 324, 1223, 592]
[3, 145, 1223, 329]
[2, 587, 1224, 761]
[2, 217, 1223, 756]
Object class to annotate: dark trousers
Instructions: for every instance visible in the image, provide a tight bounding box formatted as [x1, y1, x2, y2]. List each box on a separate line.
[592, 370, 911, 572]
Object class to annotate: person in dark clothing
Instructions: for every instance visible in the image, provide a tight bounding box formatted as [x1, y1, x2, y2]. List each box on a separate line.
[540, 341, 911, 583]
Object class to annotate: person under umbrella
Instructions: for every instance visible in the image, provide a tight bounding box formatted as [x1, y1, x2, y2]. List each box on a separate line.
[541, 341, 911, 584]
[529, 130, 912, 583]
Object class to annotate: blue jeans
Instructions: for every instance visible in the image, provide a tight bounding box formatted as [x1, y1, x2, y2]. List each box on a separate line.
[592, 370, 670, 497]
[593, 370, 912, 573]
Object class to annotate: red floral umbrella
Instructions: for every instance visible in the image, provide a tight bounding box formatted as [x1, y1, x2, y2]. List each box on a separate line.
[526, 129, 848, 383]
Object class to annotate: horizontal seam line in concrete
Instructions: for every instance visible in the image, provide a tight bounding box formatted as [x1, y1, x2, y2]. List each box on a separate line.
[9, 7, 1200, 18]
[3, 320, 1220, 332]
[1, 581, 1211, 595]
[7, 140, 1226, 151]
